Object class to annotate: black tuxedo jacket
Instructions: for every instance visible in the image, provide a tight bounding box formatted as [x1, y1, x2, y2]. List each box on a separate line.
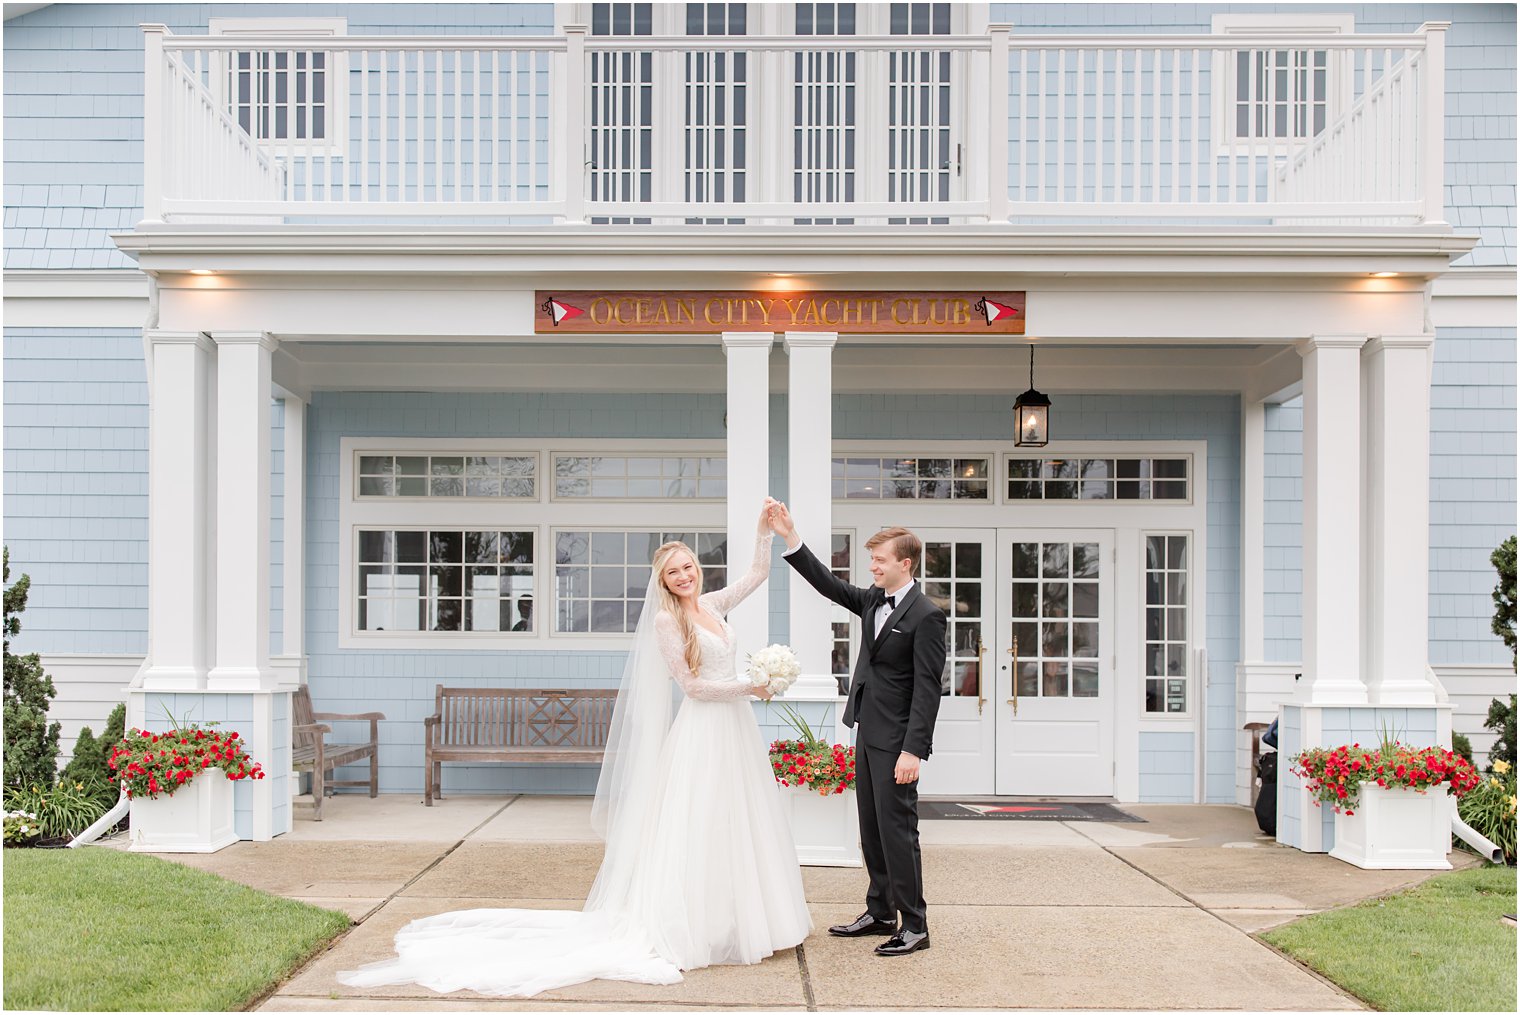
[784, 542, 947, 759]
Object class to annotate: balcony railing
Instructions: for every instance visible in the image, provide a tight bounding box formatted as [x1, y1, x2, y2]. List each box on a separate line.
[140, 22, 1449, 228]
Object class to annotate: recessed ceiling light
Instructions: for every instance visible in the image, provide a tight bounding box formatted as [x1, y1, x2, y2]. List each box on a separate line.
[1369, 271, 1399, 278]
[189, 269, 217, 276]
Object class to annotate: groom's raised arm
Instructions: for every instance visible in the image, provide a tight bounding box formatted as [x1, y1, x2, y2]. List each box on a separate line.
[782, 541, 870, 618]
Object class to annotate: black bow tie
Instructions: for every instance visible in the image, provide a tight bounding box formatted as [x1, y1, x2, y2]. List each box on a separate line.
[883, 593, 897, 609]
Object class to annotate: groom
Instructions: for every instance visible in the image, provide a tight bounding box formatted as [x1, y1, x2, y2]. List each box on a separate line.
[766, 501, 946, 956]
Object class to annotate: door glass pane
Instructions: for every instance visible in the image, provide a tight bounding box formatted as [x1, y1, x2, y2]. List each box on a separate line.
[921, 537, 983, 697]
[1010, 540, 1101, 700]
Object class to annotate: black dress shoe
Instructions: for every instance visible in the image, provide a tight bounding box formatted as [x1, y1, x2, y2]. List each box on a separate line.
[827, 913, 898, 937]
[874, 929, 931, 956]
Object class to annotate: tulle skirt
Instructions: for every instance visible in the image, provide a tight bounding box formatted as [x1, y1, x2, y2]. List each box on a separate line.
[337, 697, 812, 997]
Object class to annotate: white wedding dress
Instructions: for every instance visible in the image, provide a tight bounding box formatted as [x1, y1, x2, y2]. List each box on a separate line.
[337, 532, 811, 998]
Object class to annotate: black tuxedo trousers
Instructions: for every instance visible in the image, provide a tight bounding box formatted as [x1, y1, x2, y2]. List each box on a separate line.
[783, 542, 947, 934]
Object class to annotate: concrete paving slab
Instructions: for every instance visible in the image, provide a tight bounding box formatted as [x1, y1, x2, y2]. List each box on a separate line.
[400, 842, 604, 902]
[282, 896, 809, 1009]
[159, 840, 448, 898]
[1214, 909, 1322, 934]
[285, 795, 514, 842]
[802, 844, 1189, 908]
[1111, 844, 1473, 911]
[291, 897, 389, 922]
[261, 998, 797, 1011]
[473, 795, 602, 842]
[802, 902, 1362, 1011]
[918, 819, 1103, 847]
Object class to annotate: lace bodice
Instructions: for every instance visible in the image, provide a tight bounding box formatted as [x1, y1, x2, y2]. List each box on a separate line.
[653, 531, 773, 702]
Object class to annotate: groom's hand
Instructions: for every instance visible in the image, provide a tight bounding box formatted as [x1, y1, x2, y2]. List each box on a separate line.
[894, 752, 921, 784]
[767, 500, 800, 548]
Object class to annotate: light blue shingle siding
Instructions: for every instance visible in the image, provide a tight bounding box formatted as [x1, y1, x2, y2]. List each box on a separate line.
[5, 4, 1513, 267]
[1261, 327, 1518, 667]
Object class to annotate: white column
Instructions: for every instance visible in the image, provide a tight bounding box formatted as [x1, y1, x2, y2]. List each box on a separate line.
[1296, 336, 1368, 704]
[784, 331, 839, 700]
[207, 332, 277, 691]
[1363, 335, 1437, 704]
[1240, 398, 1266, 664]
[280, 395, 307, 682]
[140, 331, 214, 690]
[722, 332, 774, 655]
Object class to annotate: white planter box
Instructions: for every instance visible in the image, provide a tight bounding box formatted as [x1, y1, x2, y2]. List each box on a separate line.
[781, 784, 862, 867]
[1330, 783, 1453, 870]
[128, 769, 238, 854]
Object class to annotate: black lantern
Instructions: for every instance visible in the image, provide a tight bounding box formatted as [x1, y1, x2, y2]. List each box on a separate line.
[1013, 344, 1051, 447]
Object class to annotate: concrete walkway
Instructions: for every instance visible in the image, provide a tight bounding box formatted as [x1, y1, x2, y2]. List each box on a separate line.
[134, 796, 1478, 1011]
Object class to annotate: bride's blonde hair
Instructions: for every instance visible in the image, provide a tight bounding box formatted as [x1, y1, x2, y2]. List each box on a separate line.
[651, 541, 704, 676]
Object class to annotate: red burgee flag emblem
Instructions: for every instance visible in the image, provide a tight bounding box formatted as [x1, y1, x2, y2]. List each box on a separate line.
[974, 296, 1020, 325]
[541, 296, 585, 326]
[959, 804, 1062, 815]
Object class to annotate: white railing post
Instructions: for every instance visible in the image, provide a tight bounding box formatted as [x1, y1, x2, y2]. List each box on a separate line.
[1417, 21, 1449, 225]
[986, 24, 1012, 224]
[141, 24, 169, 223]
[561, 24, 588, 225]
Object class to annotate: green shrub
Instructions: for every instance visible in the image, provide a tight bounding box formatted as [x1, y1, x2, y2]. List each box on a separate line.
[3, 548, 60, 793]
[1487, 694, 1517, 773]
[60, 703, 126, 803]
[1493, 536, 1515, 666]
[2, 781, 110, 841]
[1453, 732, 1474, 766]
[1456, 760, 1517, 864]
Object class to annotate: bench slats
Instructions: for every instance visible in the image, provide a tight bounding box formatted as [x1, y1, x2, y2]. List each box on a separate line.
[424, 686, 618, 806]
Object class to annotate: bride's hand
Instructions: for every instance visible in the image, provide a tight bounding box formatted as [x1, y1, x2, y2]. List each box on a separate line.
[760, 498, 779, 535]
[753, 686, 774, 701]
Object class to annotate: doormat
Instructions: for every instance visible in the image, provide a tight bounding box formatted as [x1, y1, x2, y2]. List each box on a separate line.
[919, 801, 1145, 822]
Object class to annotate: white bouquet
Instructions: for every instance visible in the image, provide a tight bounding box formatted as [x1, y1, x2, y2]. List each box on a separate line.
[745, 644, 802, 696]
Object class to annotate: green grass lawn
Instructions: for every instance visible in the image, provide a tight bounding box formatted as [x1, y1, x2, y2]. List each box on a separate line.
[1262, 864, 1517, 1012]
[3, 847, 351, 1011]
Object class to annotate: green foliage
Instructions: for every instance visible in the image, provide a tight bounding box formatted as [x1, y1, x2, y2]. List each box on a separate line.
[3, 547, 60, 793]
[1493, 536, 1516, 665]
[4, 809, 41, 846]
[1486, 694, 1517, 772]
[2, 781, 110, 840]
[1457, 760, 1517, 865]
[3, 848, 350, 1011]
[1452, 732, 1474, 766]
[1262, 866, 1517, 1012]
[60, 704, 126, 801]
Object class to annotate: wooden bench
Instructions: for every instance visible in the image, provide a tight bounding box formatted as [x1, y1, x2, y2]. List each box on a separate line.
[292, 685, 384, 820]
[423, 686, 617, 806]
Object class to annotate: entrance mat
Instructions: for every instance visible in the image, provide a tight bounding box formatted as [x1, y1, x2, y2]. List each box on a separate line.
[919, 800, 1145, 822]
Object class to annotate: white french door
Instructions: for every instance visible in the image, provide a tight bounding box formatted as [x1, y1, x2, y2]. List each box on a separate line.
[911, 529, 996, 796]
[993, 529, 1115, 797]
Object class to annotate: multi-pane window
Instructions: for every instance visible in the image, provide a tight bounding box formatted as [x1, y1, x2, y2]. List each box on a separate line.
[793, 3, 858, 225]
[553, 456, 727, 499]
[1010, 541, 1100, 700]
[887, 3, 954, 225]
[210, 19, 345, 150]
[1233, 49, 1329, 141]
[358, 455, 537, 498]
[920, 539, 985, 698]
[833, 457, 990, 500]
[554, 530, 728, 633]
[683, 3, 748, 224]
[830, 532, 853, 694]
[1144, 535, 1190, 714]
[357, 529, 535, 633]
[589, 3, 654, 224]
[1007, 457, 1189, 501]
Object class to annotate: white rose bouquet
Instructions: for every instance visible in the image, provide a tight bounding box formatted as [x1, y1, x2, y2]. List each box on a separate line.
[745, 644, 802, 696]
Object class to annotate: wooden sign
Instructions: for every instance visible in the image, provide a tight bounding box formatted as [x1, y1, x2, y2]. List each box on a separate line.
[535, 290, 1025, 335]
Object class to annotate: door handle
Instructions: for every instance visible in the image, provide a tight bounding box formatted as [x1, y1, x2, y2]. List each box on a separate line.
[1006, 634, 1019, 716]
[976, 639, 986, 715]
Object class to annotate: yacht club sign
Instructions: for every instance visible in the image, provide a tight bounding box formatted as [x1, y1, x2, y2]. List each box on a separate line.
[535, 290, 1025, 335]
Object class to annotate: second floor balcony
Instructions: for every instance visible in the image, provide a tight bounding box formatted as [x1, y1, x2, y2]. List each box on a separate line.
[139, 20, 1452, 232]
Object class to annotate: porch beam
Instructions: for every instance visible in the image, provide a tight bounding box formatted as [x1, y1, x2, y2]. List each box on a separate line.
[721, 332, 774, 657]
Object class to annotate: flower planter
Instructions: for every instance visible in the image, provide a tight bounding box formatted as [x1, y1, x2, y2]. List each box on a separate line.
[128, 768, 237, 854]
[780, 784, 861, 867]
[1329, 783, 1453, 870]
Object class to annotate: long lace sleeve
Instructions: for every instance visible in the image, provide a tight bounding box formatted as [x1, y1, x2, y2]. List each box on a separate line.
[654, 612, 756, 702]
[700, 531, 774, 617]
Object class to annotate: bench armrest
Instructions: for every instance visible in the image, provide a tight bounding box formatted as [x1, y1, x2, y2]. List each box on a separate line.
[312, 711, 386, 722]
[293, 722, 332, 736]
[423, 714, 440, 727]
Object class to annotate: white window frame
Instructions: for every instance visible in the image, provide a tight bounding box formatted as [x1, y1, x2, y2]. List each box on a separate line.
[209, 17, 349, 157]
[1003, 453, 1194, 504]
[1210, 13, 1354, 155]
[338, 437, 724, 651]
[1140, 530, 1194, 719]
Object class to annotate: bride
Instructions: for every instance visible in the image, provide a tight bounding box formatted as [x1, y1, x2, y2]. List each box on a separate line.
[337, 501, 811, 997]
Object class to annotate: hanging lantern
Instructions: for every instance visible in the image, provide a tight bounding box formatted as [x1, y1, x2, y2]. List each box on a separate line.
[1013, 344, 1051, 447]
